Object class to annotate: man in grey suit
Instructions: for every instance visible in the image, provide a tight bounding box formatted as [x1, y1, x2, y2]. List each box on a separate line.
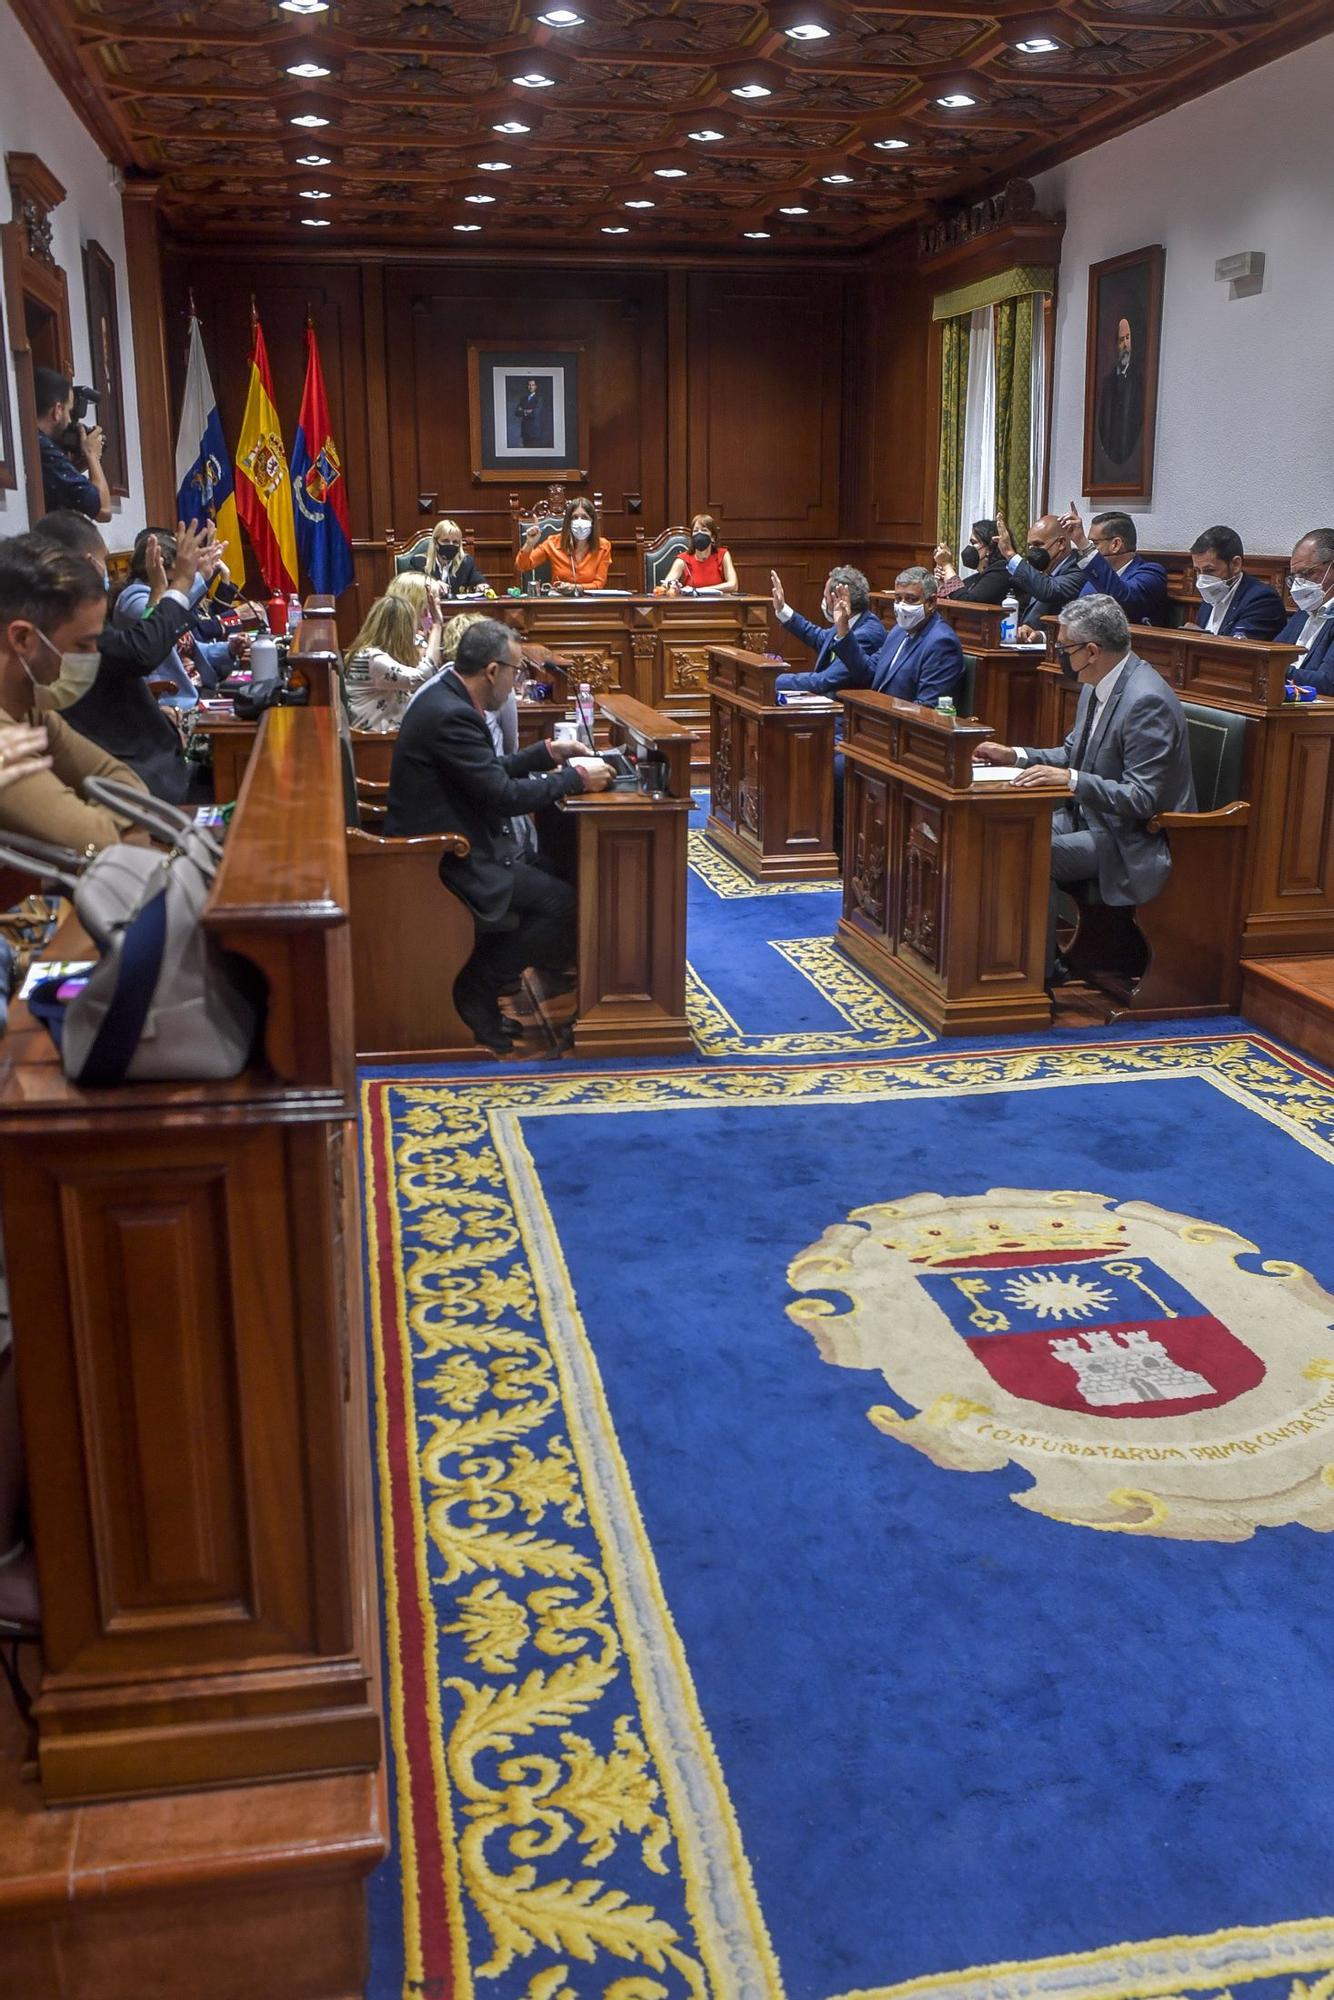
[974, 594, 1195, 974]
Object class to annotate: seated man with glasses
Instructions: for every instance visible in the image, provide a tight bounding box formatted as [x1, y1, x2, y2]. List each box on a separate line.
[1061, 503, 1172, 627]
[1278, 528, 1334, 694]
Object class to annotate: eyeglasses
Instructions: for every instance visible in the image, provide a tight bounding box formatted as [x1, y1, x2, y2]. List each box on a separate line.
[1288, 561, 1332, 586]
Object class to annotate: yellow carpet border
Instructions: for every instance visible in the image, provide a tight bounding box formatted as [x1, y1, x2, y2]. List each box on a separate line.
[687, 937, 930, 1055]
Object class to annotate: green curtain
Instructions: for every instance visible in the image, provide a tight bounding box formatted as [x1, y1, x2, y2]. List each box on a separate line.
[936, 313, 968, 549]
[993, 293, 1035, 542]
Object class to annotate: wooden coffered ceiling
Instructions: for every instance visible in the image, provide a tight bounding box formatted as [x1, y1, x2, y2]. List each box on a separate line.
[15, 0, 1334, 256]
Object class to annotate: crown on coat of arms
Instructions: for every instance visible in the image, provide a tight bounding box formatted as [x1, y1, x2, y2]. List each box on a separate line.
[880, 1214, 1128, 1268]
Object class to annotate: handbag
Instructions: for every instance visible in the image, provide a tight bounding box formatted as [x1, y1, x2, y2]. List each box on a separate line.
[0, 779, 262, 1085]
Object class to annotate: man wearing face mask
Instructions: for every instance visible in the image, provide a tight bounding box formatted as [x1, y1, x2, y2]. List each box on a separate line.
[1189, 527, 1285, 641]
[386, 617, 614, 1053]
[829, 567, 964, 705]
[30, 512, 213, 804]
[771, 567, 886, 695]
[995, 511, 1086, 640]
[0, 535, 146, 851]
[932, 521, 1012, 605]
[1277, 529, 1334, 695]
[1063, 503, 1171, 627]
[974, 594, 1194, 976]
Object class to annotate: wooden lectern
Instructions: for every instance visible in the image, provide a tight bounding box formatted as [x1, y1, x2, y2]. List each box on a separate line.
[838, 691, 1060, 1035]
[706, 647, 839, 881]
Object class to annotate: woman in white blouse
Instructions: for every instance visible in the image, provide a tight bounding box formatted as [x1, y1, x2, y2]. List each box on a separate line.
[343, 591, 442, 732]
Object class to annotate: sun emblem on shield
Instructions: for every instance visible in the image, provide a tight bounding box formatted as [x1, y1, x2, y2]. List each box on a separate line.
[786, 1189, 1334, 1543]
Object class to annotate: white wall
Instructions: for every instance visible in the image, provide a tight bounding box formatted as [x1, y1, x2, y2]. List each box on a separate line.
[0, 0, 146, 539]
[1034, 31, 1334, 555]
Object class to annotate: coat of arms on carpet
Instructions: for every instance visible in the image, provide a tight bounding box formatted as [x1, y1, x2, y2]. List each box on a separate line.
[787, 1188, 1334, 1543]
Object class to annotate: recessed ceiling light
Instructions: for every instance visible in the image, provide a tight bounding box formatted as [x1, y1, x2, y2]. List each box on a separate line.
[822, 173, 854, 184]
[1015, 35, 1062, 53]
[453, 223, 482, 232]
[602, 225, 629, 234]
[299, 188, 331, 200]
[743, 230, 770, 239]
[465, 193, 496, 203]
[296, 151, 332, 166]
[732, 83, 772, 99]
[785, 22, 831, 40]
[654, 166, 688, 178]
[689, 128, 726, 142]
[537, 5, 583, 21]
[778, 204, 809, 215]
[493, 120, 530, 135]
[280, 0, 328, 12]
[286, 61, 331, 78]
[290, 113, 330, 128]
[513, 71, 556, 87]
[625, 198, 655, 208]
[937, 92, 977, 108]
[477, 160, 512, 171]
[300, 217, 331, 227]
[874, 137, 910, 151]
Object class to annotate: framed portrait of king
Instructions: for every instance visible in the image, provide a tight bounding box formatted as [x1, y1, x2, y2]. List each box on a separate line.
[1081, 245, 1165, 503]
[467, 341, 588, 485]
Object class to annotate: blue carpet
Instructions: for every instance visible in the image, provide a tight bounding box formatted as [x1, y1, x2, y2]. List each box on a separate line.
[362, 1033, 1334, 2000]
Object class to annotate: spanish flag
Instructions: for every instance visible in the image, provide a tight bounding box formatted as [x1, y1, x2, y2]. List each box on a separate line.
[234, 308, 298, 593]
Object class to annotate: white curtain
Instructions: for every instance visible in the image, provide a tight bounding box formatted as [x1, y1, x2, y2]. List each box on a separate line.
[958, 305, 996, 554]
[1029, 299, 1049, 528]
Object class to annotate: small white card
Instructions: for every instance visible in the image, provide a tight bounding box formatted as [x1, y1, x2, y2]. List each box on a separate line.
[970, 764, 1023, 784]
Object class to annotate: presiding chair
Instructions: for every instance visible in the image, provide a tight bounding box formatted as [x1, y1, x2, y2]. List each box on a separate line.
[1063, 699, 1251, 1017]
[386, 523, 478, 577]
[639, 525, 688, 593]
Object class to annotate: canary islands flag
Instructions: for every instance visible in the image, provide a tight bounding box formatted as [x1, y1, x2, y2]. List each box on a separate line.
[174, 314, 239, 564]
[291, 320, 353, 596]
[234, 311, 298, 594]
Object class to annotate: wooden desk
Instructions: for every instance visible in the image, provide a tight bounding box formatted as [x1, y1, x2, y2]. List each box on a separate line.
[193, 710, 256, 802]
[1, 707, 379, 1802]
[705, 646, 839, 881]
[554, 694, 691, 1057]
[838, 693, 1059, 1035]
[504, 592, 772, 770]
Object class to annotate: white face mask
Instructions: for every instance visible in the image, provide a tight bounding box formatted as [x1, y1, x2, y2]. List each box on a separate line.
[1194, 572, 1234, 603]
[570, 517, 593, 542]
[24, 624, 68, 690]
[1290, 570, 1331, 614]
[49, 649, 102, 706]
[894, 599, 927, 631]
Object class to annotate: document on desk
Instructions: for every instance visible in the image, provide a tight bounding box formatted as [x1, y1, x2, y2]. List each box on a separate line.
[776, 692, 838, 708]
[970, 764, 1024, 784]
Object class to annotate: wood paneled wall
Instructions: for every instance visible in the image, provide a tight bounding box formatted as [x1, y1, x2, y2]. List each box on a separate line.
[162, 250, 936, 642]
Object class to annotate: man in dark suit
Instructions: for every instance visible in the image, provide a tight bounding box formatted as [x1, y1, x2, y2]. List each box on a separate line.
[771, 565, 887, 695]
[386, 617, 613, 1052]
[829, 567, 964, 705]
[1190, 526, 1286, 641]
[996, 510, 1086, 638]
[1278, 527, 1334, 695]
[975, 593, 1195, 975]
[1095, 316, 1144, 473]
[1063, 504, 1171, 627]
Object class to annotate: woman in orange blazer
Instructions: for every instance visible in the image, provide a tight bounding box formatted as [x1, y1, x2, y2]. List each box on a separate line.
[515, 496, 613, 591]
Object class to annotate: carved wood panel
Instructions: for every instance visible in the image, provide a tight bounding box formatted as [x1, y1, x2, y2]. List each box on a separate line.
[899, 793, 944, 971]
[849, 773, 889, 936]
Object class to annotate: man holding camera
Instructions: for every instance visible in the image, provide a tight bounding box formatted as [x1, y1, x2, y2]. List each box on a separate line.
[34, 365, 111, 522]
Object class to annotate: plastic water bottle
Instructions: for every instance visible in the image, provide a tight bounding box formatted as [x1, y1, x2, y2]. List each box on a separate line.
[937, 696, 956, 720]
[999, 591, 1019, 646]
[577, 680, 596, 748]
[288, 592, 303, 635]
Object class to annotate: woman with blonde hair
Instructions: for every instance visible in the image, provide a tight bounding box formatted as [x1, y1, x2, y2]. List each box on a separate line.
[516, 495, 612, 592]
[343, 590, 442, 732]
[404, 517, 488, 597]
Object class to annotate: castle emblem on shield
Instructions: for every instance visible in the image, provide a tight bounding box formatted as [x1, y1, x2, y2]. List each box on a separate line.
[786, 1190, 1334, 1543]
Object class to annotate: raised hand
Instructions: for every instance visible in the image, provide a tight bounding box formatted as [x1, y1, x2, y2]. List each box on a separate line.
[170, 518, 208, 593]
[770, 569, 786, 616]
[1063, 499, 1089, 551]
[994, 512, 1016, 560]
[829, 581, 853, 636]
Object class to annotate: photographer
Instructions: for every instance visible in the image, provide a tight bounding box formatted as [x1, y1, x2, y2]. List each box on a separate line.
[33, 366, 111, 522]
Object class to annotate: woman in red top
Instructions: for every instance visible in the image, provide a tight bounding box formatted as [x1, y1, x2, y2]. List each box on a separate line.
[663, 514, 738, 594]
[515, 496, 613, 591]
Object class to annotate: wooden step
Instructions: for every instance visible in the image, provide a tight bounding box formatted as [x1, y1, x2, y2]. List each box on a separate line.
[1241, 955, 1334, 1070]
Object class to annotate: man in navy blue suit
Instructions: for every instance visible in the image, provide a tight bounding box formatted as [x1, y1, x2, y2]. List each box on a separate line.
[1189, 526, 1286, 641]
[1062, 504, 1172, 627]
[828, 566, 965, 705]
[772, 565, 887, 695]
[1279, 527, 1334, 695]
